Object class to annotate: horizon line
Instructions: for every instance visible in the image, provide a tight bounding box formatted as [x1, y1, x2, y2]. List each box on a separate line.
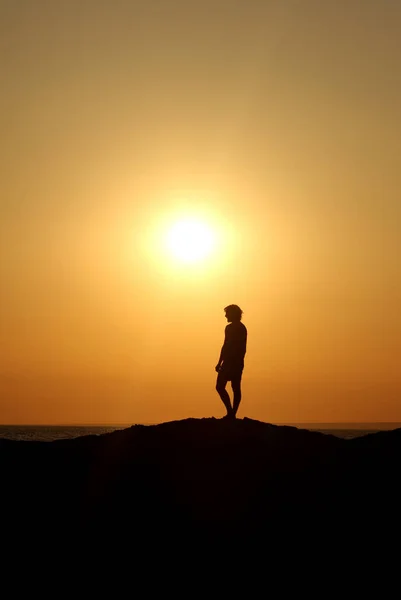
[1, 421, 401, 428]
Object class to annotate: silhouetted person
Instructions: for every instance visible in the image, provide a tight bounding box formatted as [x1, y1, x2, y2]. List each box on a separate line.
[215, 304, 247, 419]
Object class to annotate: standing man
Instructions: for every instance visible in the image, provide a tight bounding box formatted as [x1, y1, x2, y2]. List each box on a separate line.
[215, 304, 247, 419]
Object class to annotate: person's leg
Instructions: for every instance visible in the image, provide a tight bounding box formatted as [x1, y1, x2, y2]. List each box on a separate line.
[216, 372, 233, 417]
[231, 374, 242, 417]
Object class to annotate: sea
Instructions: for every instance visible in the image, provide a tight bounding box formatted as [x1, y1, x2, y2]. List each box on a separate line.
[0, 423, 400, 442]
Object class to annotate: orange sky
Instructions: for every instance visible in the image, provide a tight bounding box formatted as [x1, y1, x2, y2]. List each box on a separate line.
[1, 1, 401, 424]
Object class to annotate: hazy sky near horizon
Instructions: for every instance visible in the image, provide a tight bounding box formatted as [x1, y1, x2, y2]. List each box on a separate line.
[1, 0, 401, 424]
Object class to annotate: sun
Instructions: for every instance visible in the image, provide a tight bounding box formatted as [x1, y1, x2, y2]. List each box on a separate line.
[165, 218, 216, 263]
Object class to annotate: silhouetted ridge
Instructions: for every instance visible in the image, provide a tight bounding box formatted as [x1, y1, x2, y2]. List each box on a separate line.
[1, 418, 400, 549]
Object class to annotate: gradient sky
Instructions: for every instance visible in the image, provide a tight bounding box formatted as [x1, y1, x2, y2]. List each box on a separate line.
[1, 0, 401, 424]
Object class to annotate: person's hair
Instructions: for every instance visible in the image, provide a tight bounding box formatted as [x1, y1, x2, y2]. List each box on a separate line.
[224, 304, 243, 321]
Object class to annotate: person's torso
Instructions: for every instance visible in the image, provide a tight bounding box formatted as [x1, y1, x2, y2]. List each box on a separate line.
[224, 322, 247, 365]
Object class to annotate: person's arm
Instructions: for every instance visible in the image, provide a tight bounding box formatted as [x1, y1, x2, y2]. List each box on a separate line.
[215, 346, 225, 371]
[215, 327, 228, 372]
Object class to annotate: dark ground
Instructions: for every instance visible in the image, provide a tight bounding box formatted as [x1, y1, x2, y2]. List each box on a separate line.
[1, 417, 400, 565]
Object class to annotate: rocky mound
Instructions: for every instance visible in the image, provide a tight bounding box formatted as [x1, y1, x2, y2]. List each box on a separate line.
[1, 418, 400, 548]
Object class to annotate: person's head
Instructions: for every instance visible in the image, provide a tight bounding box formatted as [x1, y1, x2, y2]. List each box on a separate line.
[224, 304, 243, 323]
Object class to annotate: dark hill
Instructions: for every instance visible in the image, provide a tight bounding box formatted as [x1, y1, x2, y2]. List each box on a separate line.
[1, 418, 400, 549]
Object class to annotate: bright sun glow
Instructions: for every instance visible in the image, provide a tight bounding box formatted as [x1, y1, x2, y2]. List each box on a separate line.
[165, 218, 216, 263]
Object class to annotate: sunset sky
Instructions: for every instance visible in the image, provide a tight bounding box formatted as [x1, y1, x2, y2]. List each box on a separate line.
[1, 0, 400, 424]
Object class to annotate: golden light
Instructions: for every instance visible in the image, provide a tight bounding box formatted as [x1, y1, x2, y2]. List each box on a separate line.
[135, 194, 235, 280]
[165, 218, 216, 263]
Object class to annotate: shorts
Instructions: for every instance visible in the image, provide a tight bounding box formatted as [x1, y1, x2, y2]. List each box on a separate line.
[218, 364, 244, 382]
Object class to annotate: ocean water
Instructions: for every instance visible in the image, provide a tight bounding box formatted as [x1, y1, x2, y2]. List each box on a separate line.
[0, 423, 400, 442]
[0, 425, 125, 442]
